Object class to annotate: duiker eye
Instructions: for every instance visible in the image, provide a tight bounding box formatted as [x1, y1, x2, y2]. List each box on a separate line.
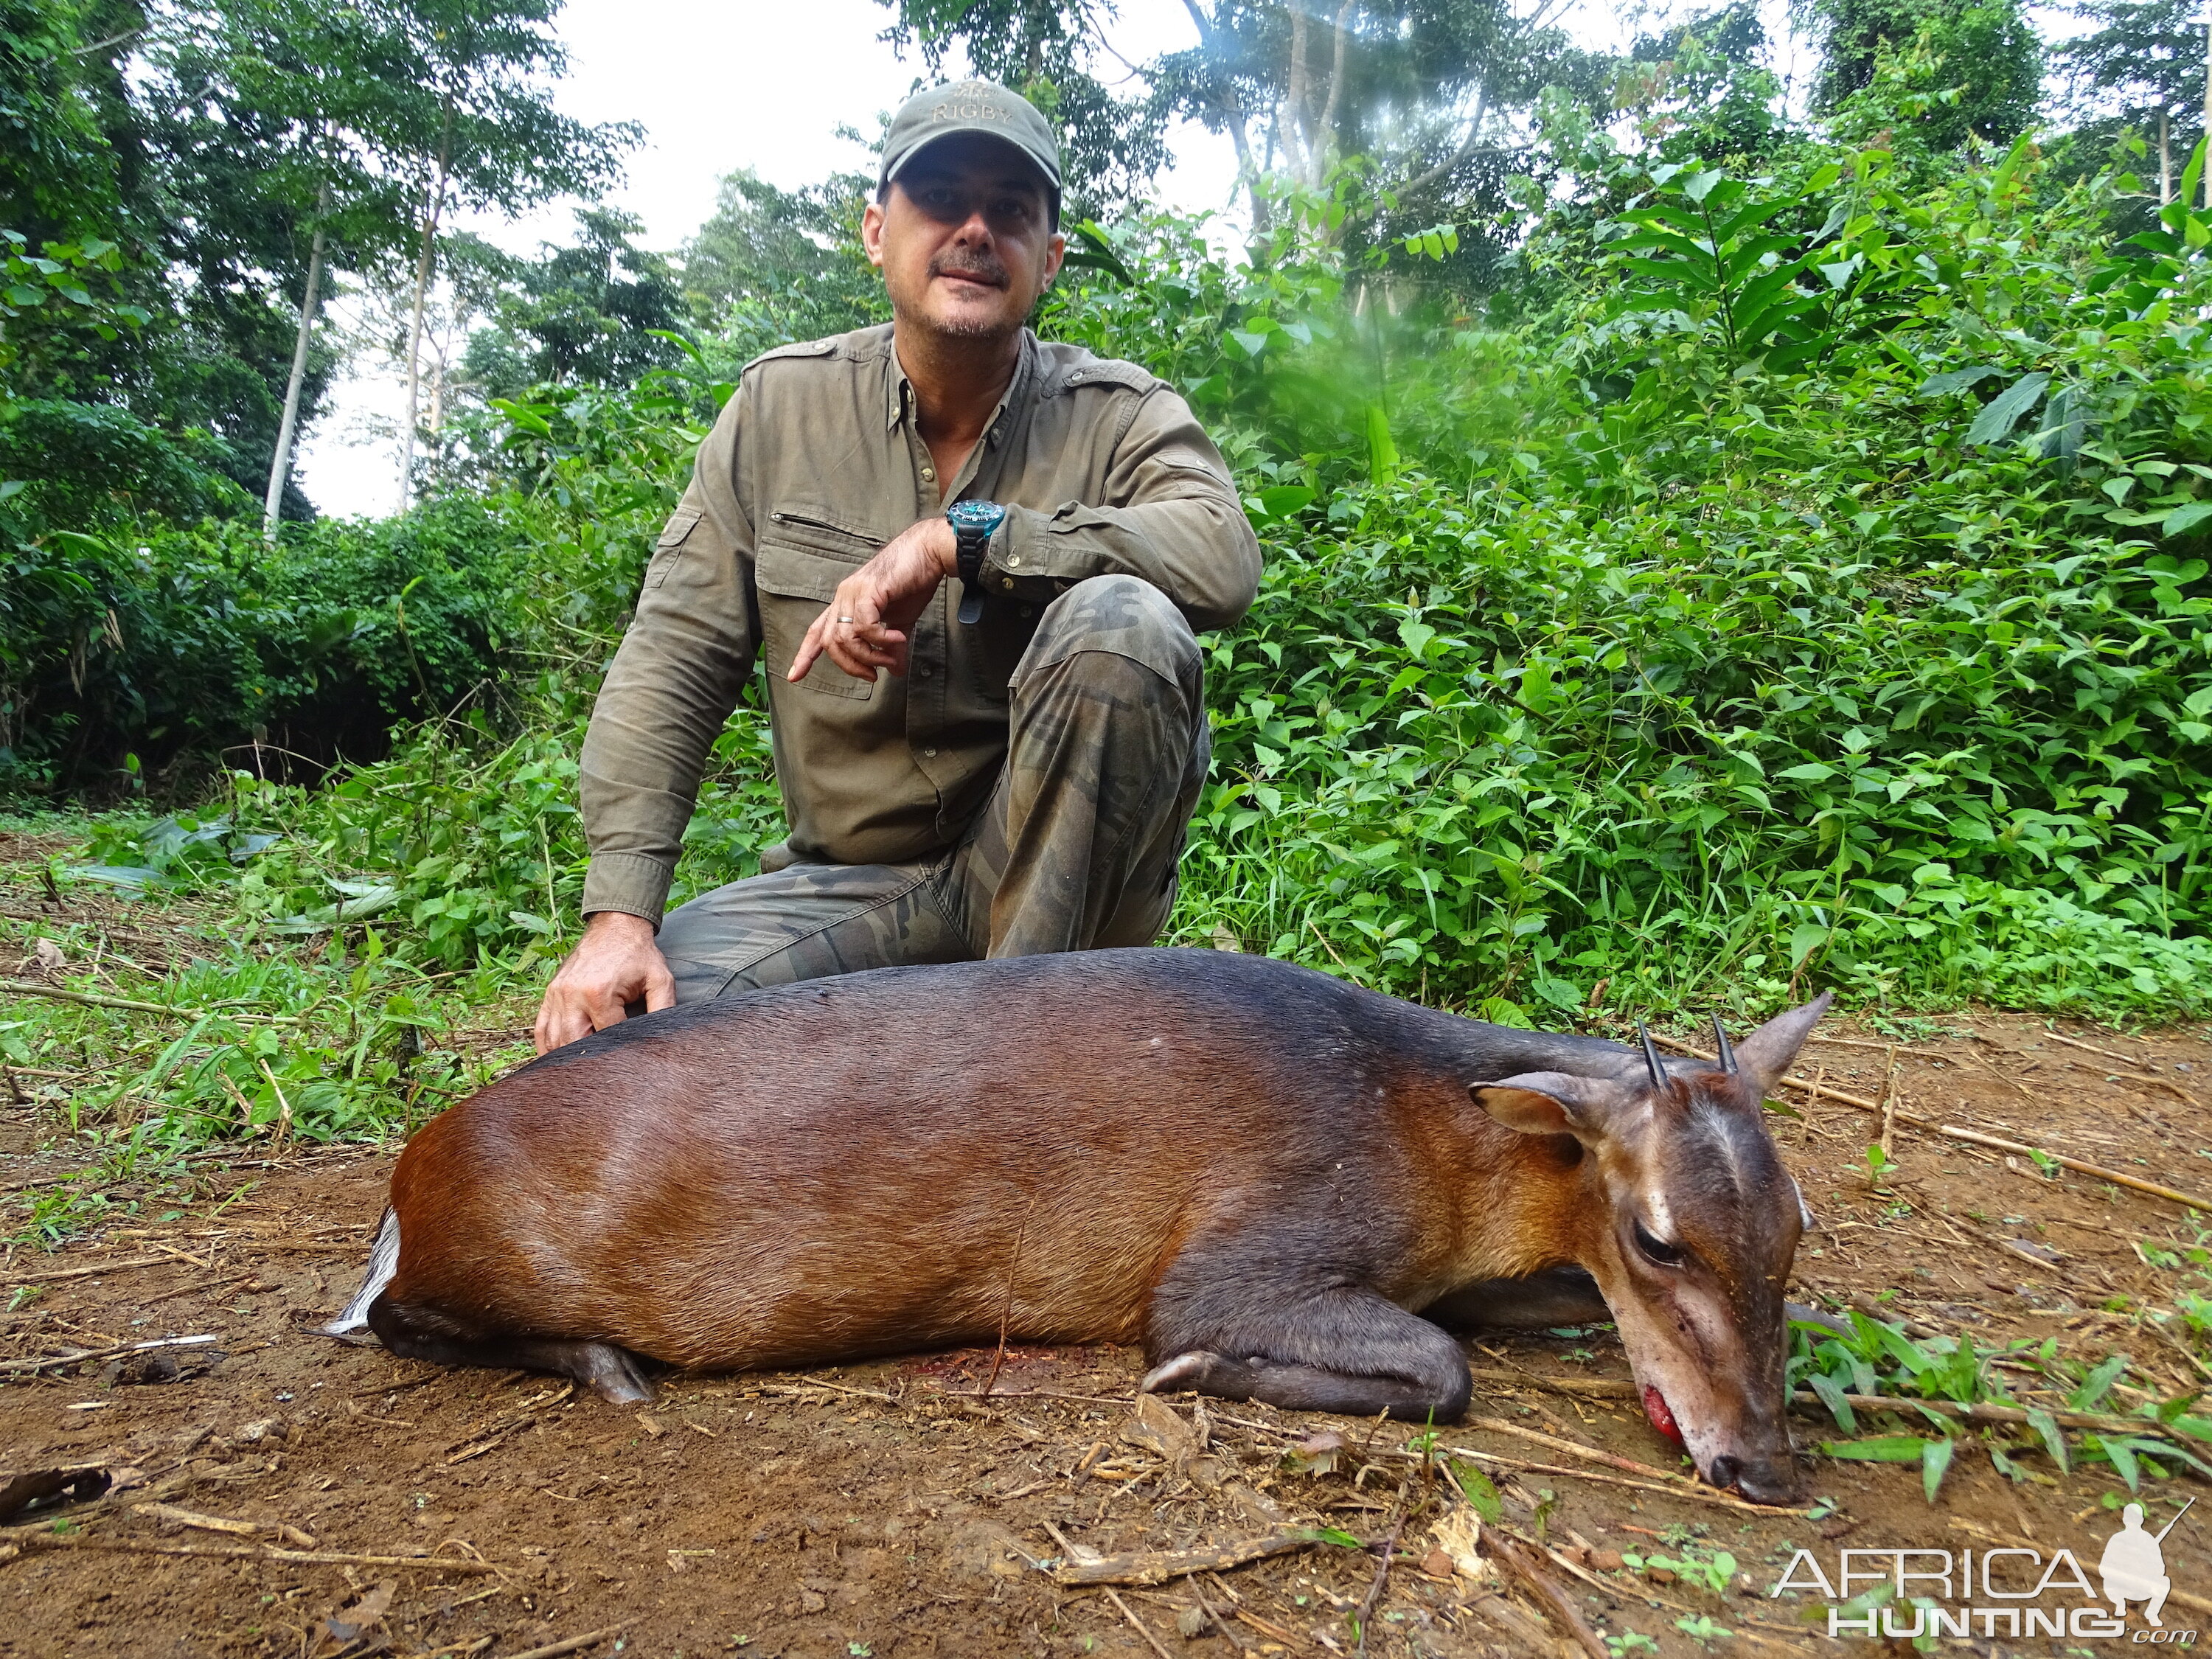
[1633, 1217, 1686, 1267]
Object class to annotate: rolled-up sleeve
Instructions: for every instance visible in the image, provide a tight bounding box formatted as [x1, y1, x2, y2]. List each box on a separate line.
[577, 394, 759, 923]
[992, 386, 1262, 633]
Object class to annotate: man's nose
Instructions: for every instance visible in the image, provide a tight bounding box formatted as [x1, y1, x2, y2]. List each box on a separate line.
[949, 205, 993, 245]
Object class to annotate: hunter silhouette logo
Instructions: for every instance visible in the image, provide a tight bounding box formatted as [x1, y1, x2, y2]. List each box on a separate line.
[1772, 1503, 2199, 1642]
[2102, 1500, 2192, 1627]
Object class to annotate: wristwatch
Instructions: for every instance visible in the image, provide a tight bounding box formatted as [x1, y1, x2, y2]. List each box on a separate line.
[945, 498, 1006, 625]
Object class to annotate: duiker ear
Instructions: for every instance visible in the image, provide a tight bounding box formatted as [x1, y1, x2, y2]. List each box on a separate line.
[1731, 991, 1834, 1097]
[1472, 1072, 1639, 1141]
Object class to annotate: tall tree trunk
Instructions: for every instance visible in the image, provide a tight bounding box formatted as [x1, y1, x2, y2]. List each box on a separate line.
[1285, 3, 1311, 184]
[263, 179, 332, 543]
[2162, 108, 2173, 206]
[2204, 17, 2211, 209]
[399, 107, 454, 514]
[1315, 0, 1354, 173]
[1180, 0, 1270, 230]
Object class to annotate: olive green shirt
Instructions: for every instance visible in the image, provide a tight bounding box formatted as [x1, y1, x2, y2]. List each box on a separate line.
[578, 323, 1262, 923]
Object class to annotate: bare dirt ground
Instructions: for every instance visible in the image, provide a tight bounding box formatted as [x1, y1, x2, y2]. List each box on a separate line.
[4, 985, 2212, 1656]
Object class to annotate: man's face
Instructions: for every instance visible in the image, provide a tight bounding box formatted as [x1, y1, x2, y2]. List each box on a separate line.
[863, 135, 1065, 344]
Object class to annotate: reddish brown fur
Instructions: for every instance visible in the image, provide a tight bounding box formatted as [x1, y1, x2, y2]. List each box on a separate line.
[354, 947, 1818, 1500]
[382, 953, 1603, 1368]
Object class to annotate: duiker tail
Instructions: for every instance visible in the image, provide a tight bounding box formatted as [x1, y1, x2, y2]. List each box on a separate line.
[319, 1205, 400, 1340]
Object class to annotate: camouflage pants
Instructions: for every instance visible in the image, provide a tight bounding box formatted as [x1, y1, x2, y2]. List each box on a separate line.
[657, 575, 1209, 1002]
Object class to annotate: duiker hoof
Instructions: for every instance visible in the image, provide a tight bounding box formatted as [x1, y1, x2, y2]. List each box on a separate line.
[1141, 1351, 1242, 1394]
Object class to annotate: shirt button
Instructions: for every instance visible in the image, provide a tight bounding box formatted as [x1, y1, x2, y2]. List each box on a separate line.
[920, 466, 936, 481]
[922, 746, 938, 757]
[1006, 554, 1021, 567]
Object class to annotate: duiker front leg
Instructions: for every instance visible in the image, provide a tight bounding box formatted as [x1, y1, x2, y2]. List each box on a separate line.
[1423, 1265, 1609, 1332]
[1144, 1257, 1472, 1422]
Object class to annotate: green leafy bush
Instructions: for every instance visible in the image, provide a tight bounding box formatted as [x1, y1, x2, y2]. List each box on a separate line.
[1, 495, 524, 791]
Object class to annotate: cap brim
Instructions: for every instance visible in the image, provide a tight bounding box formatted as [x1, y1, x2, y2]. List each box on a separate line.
[884, 128, 1060, 197]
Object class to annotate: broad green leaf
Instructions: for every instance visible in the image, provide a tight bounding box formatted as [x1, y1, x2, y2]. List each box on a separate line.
[2070, 1354, 2129, 1411]
[1921, 1437, 1955, 1503]
[1820, 1435, 1932, 1462]
[1788, 922, 1830, 967]
[2024, 1408, 2068, 1473]
[1806, 1371, 1856, 1432]
[1713, 195, 1797, 243]
[2163, 501, 2212, 537]
[1928, 366, 2003, 401]
[1302, 1526, 1366, 1548]
[1256, 484, 1315, 520]
[2177, 136, 2205, 215]
[1965, 373, 2051, 446]
[1448, 1458, 1503, 1523]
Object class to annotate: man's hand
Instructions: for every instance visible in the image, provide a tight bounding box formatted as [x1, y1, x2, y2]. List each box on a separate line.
[534, 911, 675, 1054]
[789, 516, 959, 683]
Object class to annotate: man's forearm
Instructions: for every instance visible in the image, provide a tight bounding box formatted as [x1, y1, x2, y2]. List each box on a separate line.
[989, 386, 1262, 630]
[579, 556, 757, 922]
[992, 490, 1260, 630]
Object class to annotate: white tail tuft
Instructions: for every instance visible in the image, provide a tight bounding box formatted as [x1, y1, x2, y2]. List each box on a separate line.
[319, 1205, 400, 1340]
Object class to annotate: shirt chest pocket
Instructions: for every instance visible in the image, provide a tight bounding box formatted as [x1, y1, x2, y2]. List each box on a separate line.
[755, 520, 879, 701]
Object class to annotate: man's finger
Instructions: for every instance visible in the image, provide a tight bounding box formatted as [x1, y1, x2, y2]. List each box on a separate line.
[644, 967, 677, 1014]
[583, 986, 628, 1036]
[535, 991, 585, 1055]
[789, 609, 830, 681]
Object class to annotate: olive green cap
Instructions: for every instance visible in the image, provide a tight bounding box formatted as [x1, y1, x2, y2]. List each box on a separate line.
[879, 79, 1062, 204]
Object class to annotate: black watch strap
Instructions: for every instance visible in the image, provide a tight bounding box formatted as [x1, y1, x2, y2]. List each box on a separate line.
[955, 524, 989, 624]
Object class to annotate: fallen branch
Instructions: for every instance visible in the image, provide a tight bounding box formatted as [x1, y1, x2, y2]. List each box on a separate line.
[133, 1500, 315, 1549]
[0, 978, 299, 1023]
[1467, 1366, 2199, 1440]
[2046, 1031, 2194, 1097]
[1051, 1529, 1318, 1586]
[1447, 1447, 1771, 1512]
[502, 1624, 639, 1659]
[0, 1333, 218, 1377]
[0, 1256, 182, 1289]
[1102, 1586, 1175, 1659]
[1484, 1528, 1608, 1659]
[1464, 1416, 1697, 1489]
[1935, 1124, 2212, 1213]
[3, 1532, 499, 1573]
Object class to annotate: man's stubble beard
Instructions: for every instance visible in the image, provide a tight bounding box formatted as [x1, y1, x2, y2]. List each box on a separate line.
[895, 250, 1037, 347]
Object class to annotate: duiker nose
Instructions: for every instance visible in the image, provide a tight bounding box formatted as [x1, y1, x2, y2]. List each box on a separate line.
[1707, 1452, 1800, 1506]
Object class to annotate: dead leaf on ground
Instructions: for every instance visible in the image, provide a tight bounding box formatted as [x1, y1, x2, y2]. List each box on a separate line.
[1281, 1427, 1346, 1475]
[1430, 1506, 1491, 1583]
[313, 1578, 396, 1657]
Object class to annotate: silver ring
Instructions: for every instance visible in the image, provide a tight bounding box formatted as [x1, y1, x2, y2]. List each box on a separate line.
[837, 615, 855, 624]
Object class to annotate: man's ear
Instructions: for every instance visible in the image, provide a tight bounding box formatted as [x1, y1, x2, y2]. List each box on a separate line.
[1732, 991, 1833, 1098]
[1041, 230, 1068, 286]
[860, 198, 888, 270]
[1472, 1072, 1637, 1141]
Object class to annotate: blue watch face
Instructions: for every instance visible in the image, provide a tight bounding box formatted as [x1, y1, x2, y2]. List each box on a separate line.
[947, 499, 1006, 535]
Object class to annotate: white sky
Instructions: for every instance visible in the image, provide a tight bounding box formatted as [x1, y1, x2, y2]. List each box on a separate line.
[293, 0, 1755, 518]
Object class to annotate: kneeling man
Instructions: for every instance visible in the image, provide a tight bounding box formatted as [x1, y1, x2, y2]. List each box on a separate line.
[535, 80, 1261, 1050]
